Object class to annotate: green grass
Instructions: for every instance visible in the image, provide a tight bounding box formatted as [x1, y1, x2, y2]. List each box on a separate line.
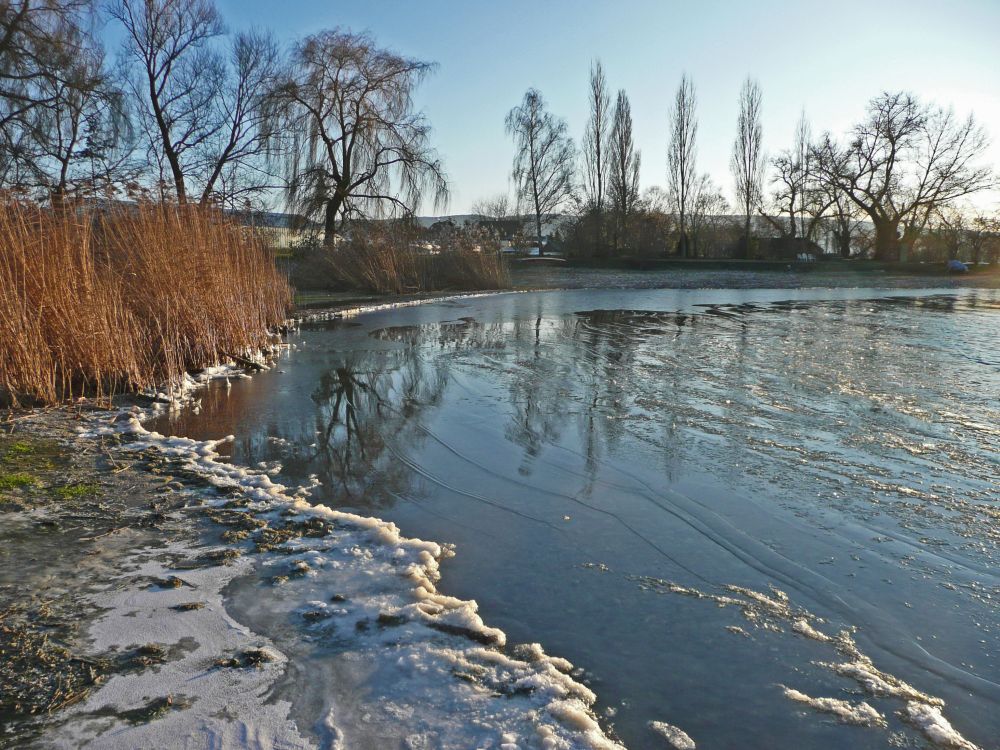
[0, 472, 37, 490]
[53, 483, 100, 500]
[1, 437, 61, 471]
[5, 441, 34, 456]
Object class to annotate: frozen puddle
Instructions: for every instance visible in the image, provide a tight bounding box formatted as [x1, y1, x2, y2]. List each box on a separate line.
[60, 411, 625, 749]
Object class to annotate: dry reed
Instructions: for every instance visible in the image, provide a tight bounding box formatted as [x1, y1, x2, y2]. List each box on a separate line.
[0, 201, 291, 406]
[325, 223, 510, 295]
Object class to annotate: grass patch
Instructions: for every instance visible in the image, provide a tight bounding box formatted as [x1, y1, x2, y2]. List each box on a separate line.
[112, 695, 191, 725]
[1, 436, 63, 471]
[0, 472, 37, 490]
[52, 483, 101, 500]
[214, 648, 274, 669]
[5, 441, 34, 456]
[0, 605, 104, 718]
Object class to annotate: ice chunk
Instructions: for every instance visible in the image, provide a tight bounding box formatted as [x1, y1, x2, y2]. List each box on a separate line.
[782, 687, 886, 727]
[648, 720, 697, 749]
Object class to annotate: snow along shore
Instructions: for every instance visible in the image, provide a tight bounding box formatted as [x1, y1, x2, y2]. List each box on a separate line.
[57, 354, 626, 749]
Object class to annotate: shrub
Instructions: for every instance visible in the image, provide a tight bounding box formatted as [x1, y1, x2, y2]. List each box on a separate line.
[311, 222, 509, 295]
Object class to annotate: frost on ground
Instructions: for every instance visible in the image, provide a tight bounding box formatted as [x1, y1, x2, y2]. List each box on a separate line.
[648, 720, 696, 749]
[41, 542, 310, 749]
[64, 398, 624, 749]
[781, 688, 886, 727]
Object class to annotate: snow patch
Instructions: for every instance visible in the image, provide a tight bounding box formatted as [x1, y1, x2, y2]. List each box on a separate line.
[75, 378, 624, 749]
[648, 720, 697, 749]
[782, 687, 886, 727]
[900, 702, 982, 750]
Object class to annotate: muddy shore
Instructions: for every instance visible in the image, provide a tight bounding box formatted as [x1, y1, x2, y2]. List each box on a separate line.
[0, 405, 285, 746]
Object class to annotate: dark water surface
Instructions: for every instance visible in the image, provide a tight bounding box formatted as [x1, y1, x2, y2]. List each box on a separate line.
[152, 287, 1000, 749]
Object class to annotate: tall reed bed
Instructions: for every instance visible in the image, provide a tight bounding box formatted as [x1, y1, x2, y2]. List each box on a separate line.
[0, 201, 291, 406]
[325, 223, 510, 295]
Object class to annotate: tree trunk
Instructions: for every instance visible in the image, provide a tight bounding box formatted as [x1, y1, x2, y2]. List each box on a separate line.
[535, 212, 544, 257]
[838, 228, 851, 258]
[323, 199, 339, 249]
[872, 219, 899, 261]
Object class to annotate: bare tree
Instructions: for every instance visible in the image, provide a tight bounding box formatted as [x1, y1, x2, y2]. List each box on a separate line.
[813, 181, 865, 258]
[811, 91, 994, 261]
[667, 73, 697, 257]
[37, 41, 135, 202]
[272, 29, 448, 248]
[506, 88, 575, 255]
[791, 112, 811, 238]
[731, 76, 764, 258]
[110, 0, 226, 203]
[471, 192, 523, 239]
[969, 212, 1000, 265]
[198, 29, 280, 206]
[472, 193, 511, 221]
[607, 89, 640, 253]
[0, 0, 96, 189]
[765, 111, 813, 239]
[689, 175, 733, 258]
[582, 59, 609, 221]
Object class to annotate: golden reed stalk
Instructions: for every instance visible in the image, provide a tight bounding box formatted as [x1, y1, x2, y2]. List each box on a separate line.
[0, 200, 291, 406]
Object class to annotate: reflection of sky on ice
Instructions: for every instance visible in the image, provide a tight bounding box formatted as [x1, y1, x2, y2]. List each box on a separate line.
[153, 287, 1000, 750]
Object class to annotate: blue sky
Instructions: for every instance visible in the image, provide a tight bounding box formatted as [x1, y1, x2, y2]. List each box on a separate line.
[214, 0, 1000, 214]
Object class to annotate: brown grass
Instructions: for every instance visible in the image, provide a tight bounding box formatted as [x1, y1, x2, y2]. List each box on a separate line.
[0, 201, 291, 406]
[320, 223, 510, 295]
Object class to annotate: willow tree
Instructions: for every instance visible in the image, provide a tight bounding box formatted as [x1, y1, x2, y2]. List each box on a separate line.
[37, 41, 134, 202]
[273, 29, 448, 247]
[506, 88, 575, 255]
[0, 0, 96, 189]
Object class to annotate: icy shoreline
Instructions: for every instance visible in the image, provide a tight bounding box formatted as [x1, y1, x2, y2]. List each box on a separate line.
[51, 351, 628, 749]
[22, 286, 992, 749]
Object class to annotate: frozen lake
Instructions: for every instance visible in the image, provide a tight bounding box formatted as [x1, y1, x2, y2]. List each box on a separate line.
[153, 286, 1000, 749]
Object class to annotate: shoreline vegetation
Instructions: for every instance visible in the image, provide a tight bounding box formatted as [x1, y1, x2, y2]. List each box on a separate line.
[0, 202, 291, 407]
[0, 202, 513, 408]
[1, 193, 992, 409]
[301, 222, 510, 295]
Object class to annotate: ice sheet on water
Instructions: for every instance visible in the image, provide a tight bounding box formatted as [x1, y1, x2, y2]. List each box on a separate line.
[639, 576, 985, 750]
[74, 389, 625, 748]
